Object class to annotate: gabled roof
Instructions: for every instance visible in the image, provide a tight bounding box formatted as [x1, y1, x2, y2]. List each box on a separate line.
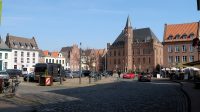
[0, 38, 11, 51]
[5, 34, 39, 50]
[111, 27, 159, 47]
[60, 47, 72, 52]
[164, 22, 198, 40]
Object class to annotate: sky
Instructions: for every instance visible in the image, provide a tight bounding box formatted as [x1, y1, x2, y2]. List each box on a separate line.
[0, 0, 199, 51]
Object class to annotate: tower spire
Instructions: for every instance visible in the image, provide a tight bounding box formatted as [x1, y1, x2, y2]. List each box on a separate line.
[125, 15, 132, 28]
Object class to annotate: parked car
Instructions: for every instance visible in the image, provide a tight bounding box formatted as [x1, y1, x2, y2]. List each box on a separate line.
[123, 73, 135, 79]
[138, 73, 151, 82]
[6, 69, 22, 78]
[24, 73, 35, 82]
[65, 70, 73, 78]
[0, 71, 9, 80]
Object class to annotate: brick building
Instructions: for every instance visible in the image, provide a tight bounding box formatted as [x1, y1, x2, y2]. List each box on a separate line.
[60, 44, 80, 71]
[107, 16, 163, 73]
[163, 22, 200, 68]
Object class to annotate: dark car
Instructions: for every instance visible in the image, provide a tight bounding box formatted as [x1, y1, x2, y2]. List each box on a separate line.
[89, 72, 99, 78]
[24, 73, 35, 82]
[6, 69, 22, 78]
[106, 71, 113, 76]
[138, 73, 151, 82]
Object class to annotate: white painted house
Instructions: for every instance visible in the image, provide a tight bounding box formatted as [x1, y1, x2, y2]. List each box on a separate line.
[42, 50, 67, 69]
[0, 38, 12, 71]
[5, 34, 39, 73]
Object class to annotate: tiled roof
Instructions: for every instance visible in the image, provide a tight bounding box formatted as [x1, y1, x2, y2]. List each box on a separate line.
[164, 22, 198, 40]
[5, 34, 39, 50]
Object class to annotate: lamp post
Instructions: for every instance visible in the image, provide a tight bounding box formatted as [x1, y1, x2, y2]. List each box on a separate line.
[79, 42, 82, 84]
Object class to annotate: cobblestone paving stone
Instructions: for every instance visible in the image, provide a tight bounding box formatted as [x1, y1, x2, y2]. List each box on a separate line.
[0, 78, 188, 112]
[31, 80, 188, 112]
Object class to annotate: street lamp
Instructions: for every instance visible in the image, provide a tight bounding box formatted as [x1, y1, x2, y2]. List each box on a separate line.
[79, 42, 82, 84]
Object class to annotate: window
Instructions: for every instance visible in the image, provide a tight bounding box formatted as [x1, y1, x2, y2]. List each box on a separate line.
[175, 35, 180, 39]
[175, 56, 180, 63]
[52, 59, 54, 63]
[59, 60, 61, 64]
[21, 58, 24, 63]
[27, 58, 30, 63]
[168, 56, 173, 63]
[14, 51, 17, 56]
[143, 57, 145, 64]
[33, 53, 35, 57]
[182, 34, 187, 39]
[168, 36, 173, 40]
[27, 52, 30, 57]
[190, 45, 193, 52]
[5, 53, 8, 59]
[33, 58, 35, 63]
[138, 58, 140, 64]
[168, 46, 173, 52]
[14, 57, 17, 63]
[46, 59, 48, 63]
[49, 59, 51, 63]
[182, 45, 186, 52]
[118, 59, 121, 64]
[0, 53, 2, 59]
[110, 51, 112, 56]
[114, 50, 116, 56]
[182, 56, 187, 62]
[14, 65, 17, 69]
[56, 60, 58, 63]
[21, 52, 24, 57]
[149, 57, 151, 64]
[189, 56, 194, 62]
[62, 60, 65, 64]
[4, 62, 8, 69]
[118, 51, 121, 56]
[175, 46, 180, 52]
[189, 34, 194, 39]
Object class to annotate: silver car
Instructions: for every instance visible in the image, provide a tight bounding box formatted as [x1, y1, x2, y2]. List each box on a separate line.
[0, 71, 9, 80]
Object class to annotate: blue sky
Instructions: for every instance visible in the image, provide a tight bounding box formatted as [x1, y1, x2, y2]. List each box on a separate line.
[0, 0, 199, 51]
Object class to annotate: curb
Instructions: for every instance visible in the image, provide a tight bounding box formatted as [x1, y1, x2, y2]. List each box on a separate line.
[173, 80, 191, 112]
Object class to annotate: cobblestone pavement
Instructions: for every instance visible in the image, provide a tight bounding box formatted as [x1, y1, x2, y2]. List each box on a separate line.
[0, 77, 188, 112]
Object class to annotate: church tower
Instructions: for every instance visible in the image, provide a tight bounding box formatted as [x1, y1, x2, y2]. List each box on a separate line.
[124, 16, 133, 71]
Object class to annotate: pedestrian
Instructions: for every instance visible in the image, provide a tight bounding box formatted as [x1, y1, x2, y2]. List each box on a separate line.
[117, 70, 121, 78]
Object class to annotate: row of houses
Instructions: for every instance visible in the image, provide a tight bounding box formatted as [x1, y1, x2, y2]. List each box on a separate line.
[106, 16, 200, 73]
[1, 16, 199, 74]
[0, 34, 106, 73]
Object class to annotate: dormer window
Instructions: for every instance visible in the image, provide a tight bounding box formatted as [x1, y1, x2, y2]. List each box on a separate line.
[189, 33, 194, 39]
[182, 34, 187, 39]
[168, 35, 173, 40]
[174, 35, 180, 39]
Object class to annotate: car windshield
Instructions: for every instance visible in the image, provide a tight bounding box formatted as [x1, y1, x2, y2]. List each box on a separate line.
[0, 71, 8, 75]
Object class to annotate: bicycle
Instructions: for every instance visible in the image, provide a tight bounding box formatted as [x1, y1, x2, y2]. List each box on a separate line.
[2, 78, 20, 97]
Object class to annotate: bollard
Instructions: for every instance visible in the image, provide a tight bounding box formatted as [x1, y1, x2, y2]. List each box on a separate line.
[89, 76, 91, 84]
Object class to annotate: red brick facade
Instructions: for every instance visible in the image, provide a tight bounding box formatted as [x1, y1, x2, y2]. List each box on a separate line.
[163, 22, 200, 68]
[107, 16, 163, 73]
